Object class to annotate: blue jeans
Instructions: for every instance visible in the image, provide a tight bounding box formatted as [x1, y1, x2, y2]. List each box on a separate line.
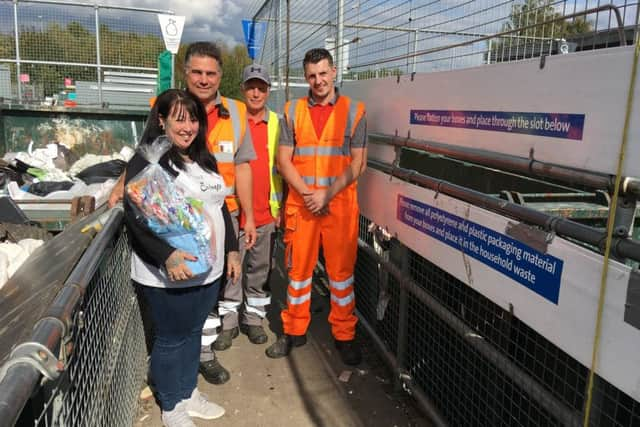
[142, 279, 221, 411]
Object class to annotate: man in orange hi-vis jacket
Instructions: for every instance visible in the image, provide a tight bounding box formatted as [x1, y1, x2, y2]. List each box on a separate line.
[266, 48, 367, 366]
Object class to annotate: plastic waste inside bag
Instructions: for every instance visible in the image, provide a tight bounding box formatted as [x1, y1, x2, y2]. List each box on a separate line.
[125, 136, 214, 276]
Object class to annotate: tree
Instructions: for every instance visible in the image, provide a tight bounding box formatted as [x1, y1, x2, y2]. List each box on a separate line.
[490, 0, 592, 61]
[503, 0, 591, 39]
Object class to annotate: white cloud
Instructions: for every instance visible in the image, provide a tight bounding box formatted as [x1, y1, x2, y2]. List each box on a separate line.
[99, 0, 256, 45]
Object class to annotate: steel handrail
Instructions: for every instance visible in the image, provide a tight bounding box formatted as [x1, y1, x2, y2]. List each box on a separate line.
[368, 132, 640, 196]
[368, 159, 640, 262]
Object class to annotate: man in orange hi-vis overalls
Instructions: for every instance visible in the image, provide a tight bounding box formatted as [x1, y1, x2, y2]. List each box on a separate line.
[266, 48, 367, 366]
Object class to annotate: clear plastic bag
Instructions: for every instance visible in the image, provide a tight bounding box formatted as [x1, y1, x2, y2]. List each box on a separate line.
[125, 137, 213, 276]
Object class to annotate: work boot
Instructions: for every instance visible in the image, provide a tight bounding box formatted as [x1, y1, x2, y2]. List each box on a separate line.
[265, 334, 307, 358]
[241, 324, 268, 344]
[161, 401, 196, 427]
[198, 353, 230, 385]
[335, 338, 362, 366]
[212, 327, 239, 351]
[183, 388, 225, 420]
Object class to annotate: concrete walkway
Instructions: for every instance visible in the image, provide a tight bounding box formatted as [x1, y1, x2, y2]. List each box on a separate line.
[134, 251, 428, 427]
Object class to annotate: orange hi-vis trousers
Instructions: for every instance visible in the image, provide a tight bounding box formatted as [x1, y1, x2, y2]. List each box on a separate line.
[281, 199, 359, 341]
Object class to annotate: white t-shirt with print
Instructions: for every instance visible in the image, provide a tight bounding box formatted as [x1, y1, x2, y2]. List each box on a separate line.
[131, 161, 229, 288]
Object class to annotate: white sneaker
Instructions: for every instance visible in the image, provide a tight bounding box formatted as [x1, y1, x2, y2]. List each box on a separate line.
[161, 401, 196, 427]
[183, 388, 225, 420]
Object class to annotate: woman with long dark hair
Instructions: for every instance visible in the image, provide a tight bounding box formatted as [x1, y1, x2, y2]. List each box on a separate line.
[124, 89, 240, 427]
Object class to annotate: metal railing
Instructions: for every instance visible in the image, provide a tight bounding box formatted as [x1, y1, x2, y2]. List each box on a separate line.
[0, 0, 172, 107]
[248, 0, 640, 105]
[354, 219, 640, 426]
[0, 207, 147, 426]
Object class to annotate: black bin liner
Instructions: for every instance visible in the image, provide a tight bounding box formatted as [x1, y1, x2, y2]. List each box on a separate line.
[76, 159, 126, 184]
[27, 181, 74, 196]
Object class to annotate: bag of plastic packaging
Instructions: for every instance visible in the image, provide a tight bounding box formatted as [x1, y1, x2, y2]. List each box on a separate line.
[125, 137, 213, 276]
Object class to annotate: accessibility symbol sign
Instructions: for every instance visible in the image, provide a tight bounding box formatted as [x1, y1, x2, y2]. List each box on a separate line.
[242, 19, 267, 60]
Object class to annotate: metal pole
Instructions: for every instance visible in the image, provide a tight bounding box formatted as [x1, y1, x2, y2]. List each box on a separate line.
[171, 53, 175, 88]
[336, 0, 344, 84]
[285, 0, 290, 102]
[412, 30, 418, 74]
[275, 0, 282, 107]
[395, 243, 409, 392]
[13, 0, 21, 102]
[94, 5, 103, 106]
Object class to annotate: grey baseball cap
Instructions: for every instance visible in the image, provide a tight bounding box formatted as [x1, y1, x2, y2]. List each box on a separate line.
[242, 63, 271, 86]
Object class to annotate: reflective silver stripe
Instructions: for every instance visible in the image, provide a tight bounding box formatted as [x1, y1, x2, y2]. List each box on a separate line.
[317, 146, 344, 156]
[247, 296, 271, 306]
[331, 292, 355, 307]
[347, 99, 359, 138]
[330, 276, 354, 291]
[225, 185, 235, 195]
[288, 293, 311, 305]
[226, 98, 241, 145]
[203, 317, 221, 329]
[287, 100, 296, 128]
[201, 334, 218, 346]
[245, 303, 267, 318]
[289, 277, 312, 290]
[214, 152, 234, 163]
[271, 192, 283, 202]
[294, 146, 343, 156]
[301, 176, 315, 185]
[316, 176, 336, 186]
[218, 300, 241, 316]
[294, 146, 315, 156]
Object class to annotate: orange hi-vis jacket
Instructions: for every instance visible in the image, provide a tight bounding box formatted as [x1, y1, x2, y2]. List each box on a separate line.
[206, 96, 248, 212]
[284, 95, 365, 206]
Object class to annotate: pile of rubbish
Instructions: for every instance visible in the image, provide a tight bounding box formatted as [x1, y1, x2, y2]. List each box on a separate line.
[1, 142, 134, 207]
[0, 142, 134, 289]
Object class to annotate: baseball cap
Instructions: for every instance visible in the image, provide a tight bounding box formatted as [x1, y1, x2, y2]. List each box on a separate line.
[242, 64, 271, 86]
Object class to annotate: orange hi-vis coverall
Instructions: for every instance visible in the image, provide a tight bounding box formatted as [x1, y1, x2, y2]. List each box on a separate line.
[281, 94, 366, 341]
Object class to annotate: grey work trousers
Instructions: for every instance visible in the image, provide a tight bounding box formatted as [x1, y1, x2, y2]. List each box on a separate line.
[218, 220, 276, 329]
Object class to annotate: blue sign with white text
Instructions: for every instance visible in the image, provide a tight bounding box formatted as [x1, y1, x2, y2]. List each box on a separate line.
[242, 19, 267, 60]
[397, 195, 563, 303]
[410, 110, 585, 140]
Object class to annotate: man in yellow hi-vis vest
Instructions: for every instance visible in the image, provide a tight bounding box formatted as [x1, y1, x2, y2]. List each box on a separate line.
[213, 64, 284, 350]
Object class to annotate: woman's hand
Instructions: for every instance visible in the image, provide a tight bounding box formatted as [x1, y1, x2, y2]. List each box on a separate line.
[165, 250, 196, 281]
[226, 251, 242, 284]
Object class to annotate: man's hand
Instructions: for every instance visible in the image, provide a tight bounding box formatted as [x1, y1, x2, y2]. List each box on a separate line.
[165, 250, 196, 281]
[243, 219, 257, 250]
[303, 189, 330, 215]
[227, 251, 242, 283]
[108, 174, 126, 208]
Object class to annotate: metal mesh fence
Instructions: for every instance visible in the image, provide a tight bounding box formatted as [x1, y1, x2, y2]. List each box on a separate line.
[248, 0, 639, 88]
[31, 227, 147, 427]
[356, 214, 640, 426]
[0, 0, 170, 106]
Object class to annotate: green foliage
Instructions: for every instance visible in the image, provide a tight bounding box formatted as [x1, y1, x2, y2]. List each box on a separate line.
[0, 21, 164, 98]
[491, 0, 592, 61]
[503, 0, 592, 38]
[0, 23, 252, 102]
